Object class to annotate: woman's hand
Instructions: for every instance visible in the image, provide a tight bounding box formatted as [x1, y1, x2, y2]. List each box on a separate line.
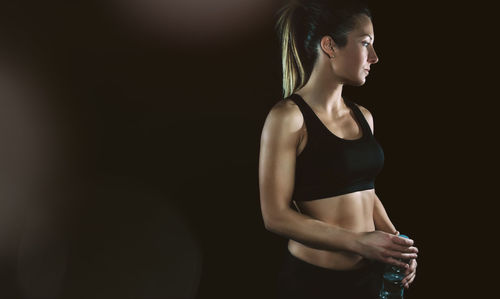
[394, 231, 418, 289]
[354, 230, 418, 268]
[401, 258, 417, 289]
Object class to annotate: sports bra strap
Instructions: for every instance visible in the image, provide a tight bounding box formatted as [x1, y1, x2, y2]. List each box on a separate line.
[289, 94, 373, 139]
[344, 98, 373, 137]
[288, 93, 325, 134]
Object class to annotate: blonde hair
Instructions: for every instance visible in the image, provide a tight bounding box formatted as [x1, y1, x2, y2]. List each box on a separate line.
[274, 1, 307, 99]
[274, 0, 372, 99]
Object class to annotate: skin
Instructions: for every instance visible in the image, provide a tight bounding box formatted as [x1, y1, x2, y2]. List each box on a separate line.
[259, 14, 417, 288]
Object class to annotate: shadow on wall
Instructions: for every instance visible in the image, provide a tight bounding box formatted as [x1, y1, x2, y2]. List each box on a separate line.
[0, 58, 203, 299]
[60, 177, 203, 299]
[14, 176, 204, 299]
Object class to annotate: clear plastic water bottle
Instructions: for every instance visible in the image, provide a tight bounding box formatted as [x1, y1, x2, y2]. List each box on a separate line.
[379, 234, 410, 299]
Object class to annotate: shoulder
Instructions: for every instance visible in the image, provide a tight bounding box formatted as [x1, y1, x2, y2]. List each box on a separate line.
[260, 98, 305, 147]
[264, 98, 305, 132]
[352, 102, 374, 134]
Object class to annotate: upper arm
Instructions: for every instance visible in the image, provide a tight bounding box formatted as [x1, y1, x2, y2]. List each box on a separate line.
[258, 100, 303, 229]
[357, 104, 374, 134]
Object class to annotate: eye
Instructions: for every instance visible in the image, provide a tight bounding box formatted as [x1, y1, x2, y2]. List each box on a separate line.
[362, 41, 370, 47]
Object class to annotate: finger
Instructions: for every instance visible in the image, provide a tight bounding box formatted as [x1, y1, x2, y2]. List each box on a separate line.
[408, 273, 416, 284]
[411, 258, 417, 269]
[392, 235, 414, 246]
[404, 271, 416, 284]
[386, 249, 417, 260]
[392, 244, 419, 253]
[402, 266, 416, 283]
[403, 263, 417, 282]
[384, 256, 409, 269]
[404, 272, 416, 288]
[405, 259, 417, 275]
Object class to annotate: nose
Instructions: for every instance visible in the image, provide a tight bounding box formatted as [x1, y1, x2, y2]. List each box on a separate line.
[369, 47, 379, 64]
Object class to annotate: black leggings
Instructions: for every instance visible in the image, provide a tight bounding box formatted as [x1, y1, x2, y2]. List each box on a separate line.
[276, 249, 386, 299]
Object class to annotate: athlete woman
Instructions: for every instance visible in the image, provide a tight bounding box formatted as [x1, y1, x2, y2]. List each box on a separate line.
[258, 1, 418, 298]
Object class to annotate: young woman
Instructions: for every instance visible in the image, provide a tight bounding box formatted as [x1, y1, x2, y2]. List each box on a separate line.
[258, 1, 418, 298]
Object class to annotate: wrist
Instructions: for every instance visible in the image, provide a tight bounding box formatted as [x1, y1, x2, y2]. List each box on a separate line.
[375, 224, 397, 235]
[347, 231, 363, 254]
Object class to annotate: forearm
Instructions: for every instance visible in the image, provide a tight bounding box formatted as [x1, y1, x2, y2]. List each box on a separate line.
[373, 194, 397, 234]
[265, 209, 361, 254]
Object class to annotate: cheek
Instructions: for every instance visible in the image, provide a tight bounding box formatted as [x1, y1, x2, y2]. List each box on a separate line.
[343, 51, 365, 69]
[334, 51, 364, 75]
[342, 59, 364, 75]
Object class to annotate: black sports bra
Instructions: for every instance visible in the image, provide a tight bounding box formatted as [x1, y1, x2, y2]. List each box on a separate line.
[288, 93, 384, 202]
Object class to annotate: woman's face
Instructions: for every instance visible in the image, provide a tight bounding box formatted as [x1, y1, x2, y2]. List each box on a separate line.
[329, 14, 379, 86]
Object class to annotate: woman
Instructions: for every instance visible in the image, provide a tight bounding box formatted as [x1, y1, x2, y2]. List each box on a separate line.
[258, 0, 418, 298]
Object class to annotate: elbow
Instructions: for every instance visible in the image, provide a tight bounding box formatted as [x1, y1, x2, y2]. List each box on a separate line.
[262, 210, 281, 232]
[263, 211, 289, 234]
[261, 203, 293, 233]
[264, 216, 278, 232]
[265, 221, 284, 235]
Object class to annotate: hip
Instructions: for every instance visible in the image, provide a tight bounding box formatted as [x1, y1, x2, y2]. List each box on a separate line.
[277, 248, 385, 299]
[288, 239, 371, 271]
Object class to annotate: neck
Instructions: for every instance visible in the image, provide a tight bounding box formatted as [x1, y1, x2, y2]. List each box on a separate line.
[295, 62, 348, 116]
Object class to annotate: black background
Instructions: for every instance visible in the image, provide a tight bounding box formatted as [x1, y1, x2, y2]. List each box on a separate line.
[0, 0, 492, 298]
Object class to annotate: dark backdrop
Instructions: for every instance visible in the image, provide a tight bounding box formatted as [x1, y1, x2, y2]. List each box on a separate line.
[0, 1, 491, 298]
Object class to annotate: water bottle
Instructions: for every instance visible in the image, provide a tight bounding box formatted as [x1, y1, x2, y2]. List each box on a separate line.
[379, 234, 410, 299]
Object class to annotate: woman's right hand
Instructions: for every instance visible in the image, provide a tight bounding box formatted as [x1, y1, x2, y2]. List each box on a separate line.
[354, 230, 418, 268]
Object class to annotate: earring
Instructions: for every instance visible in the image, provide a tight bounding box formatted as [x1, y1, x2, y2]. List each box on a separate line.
[330, 47, 335, 58]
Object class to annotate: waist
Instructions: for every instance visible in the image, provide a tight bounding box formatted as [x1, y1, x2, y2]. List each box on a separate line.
[292, 181, 375, 202]
[287, 238, 370, 271]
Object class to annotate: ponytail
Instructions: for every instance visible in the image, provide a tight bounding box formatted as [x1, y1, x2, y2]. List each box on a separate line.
[275, 2, 307, 98]
[274, 0, 372, 99]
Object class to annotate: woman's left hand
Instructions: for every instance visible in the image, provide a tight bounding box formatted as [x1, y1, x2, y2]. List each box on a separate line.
[401, 258, 417, 289]
[394, 231, 417, 289]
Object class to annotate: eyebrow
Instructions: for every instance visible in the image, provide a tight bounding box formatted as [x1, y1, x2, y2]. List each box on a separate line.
[360, 34, 374, 40]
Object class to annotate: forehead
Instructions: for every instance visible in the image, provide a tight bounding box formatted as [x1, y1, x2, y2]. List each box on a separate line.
[351, 15, 374, 39]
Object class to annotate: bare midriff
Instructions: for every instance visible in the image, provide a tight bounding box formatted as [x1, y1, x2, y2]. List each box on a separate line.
[288, 189, 376, 270]
[288, 113, 377, 271]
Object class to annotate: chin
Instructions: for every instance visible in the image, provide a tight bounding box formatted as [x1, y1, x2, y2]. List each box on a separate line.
[341, 76, 366, 86]
[348, 79, 366, 86]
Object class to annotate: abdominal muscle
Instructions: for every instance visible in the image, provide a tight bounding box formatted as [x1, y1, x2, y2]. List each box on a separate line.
[288, 123, 377, 271]
[288, 190, 376, 271]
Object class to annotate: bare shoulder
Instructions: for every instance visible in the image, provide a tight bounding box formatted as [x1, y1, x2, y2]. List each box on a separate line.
[263, 98, 305, 135]
[353, 102, 374, 134]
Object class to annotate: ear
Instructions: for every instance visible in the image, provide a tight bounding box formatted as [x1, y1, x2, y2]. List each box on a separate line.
[320, 35, 336, 57]
[321, 35, 337, 48]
